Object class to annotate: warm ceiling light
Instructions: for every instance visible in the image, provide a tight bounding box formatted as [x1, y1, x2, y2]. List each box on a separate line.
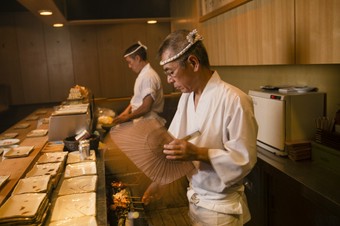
[38, 10, 53, 16]
[53, 23, 64, 28]
[147, 20, 157, 24]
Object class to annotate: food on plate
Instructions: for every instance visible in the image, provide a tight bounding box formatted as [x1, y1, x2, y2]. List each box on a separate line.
[98, 115, 113, 125]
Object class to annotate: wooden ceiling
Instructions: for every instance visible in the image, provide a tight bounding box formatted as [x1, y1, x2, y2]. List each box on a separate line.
[2, 0, 171, 25]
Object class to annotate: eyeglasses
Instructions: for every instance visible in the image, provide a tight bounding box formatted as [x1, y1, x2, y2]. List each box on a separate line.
[163, 63, 182, 78]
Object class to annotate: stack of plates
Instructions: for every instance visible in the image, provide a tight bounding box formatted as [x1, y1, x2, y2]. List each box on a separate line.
[58, 175, 98, 196]
[0, 193, 49, 225]
[51, 192, 96, 222]
[26, 162, 63, 187]
[49, 150, 98, 225]
[12, 175, 53, 196]
[64, 161, 97, 178]
[285, 140, 312, 161]
[67, 150, 96, 164]
[36, 152, 68, 164]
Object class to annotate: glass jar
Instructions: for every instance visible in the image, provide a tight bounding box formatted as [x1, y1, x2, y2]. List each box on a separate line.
[79, 139, 90, 160]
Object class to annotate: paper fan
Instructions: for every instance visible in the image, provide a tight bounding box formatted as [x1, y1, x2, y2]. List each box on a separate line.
[110, 118, 196, 185]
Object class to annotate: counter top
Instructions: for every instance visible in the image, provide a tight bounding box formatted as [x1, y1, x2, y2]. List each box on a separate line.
[0, 108, 53, 205]
[257, 147, 340, 216]
[0, 107, 107, 225]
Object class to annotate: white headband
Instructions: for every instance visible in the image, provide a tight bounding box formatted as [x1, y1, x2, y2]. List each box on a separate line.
[159, 29, 203, 66]
[124, 41, 147, 58]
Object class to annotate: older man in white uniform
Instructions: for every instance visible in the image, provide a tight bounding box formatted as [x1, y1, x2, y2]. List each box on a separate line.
[143, 30, 258, 226]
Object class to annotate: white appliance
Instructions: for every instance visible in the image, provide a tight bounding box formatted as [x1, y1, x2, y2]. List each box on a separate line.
[249, 90, 325, 155]
[48, 104, 91, 141]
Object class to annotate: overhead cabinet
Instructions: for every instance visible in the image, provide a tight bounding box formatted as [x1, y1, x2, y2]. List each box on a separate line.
[295, 0, 340, 64]
[199, 0, 340, 65]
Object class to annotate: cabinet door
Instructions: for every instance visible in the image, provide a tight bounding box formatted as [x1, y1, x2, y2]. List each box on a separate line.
[0, 13, 23, 105]
[295, 0, 340, 64]
[199, 0, 295, 65]
[70, 26, 102, 97]
[244, 162, 267, 226]
[15, 13, 50, 104]
[44, 25, 74, 102]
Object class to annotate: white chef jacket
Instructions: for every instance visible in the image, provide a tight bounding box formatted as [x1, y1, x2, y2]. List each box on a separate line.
[168, 71, 258, 220]
[130, 63, 164, 121]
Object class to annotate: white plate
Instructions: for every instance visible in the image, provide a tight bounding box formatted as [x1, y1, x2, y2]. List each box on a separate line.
[51, 192, 96, 222]
[49, 216, 97, 226]
[3, 133, 19, 139]
[27, 129, 48, 137]
[0, 145, 18, 156]
[0, 175, 10, 188]
[12, 175, 51, 195]
[67, 150, 96, 164]
[0, 193, 46, 219]
[26, 115, 39, 121]
[26, 162, 62, 178]
[64, 162, 97, 178]
[13, 123, 30, 129]
[59, 175, 98, 196]
[52, 109, 88, 116]
[3, 146, 34, 158]
[35, 110, 47, 115]
[0, 139, 20, 147]
[293, 86, 316, 93]
[37, 152, 68, 164]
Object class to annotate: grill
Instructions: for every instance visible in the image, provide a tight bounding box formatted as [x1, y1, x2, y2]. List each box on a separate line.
[106, 172, 149, 226]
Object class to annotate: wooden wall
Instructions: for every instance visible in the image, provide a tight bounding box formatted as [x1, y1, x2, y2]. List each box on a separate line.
[0, 12, 172, 105]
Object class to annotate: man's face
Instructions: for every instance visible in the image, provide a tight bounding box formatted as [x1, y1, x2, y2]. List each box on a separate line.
[125, 56, 140, 74]
[162, 57, 195, 93]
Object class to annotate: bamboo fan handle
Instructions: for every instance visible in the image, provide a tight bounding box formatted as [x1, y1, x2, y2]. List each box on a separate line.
[181, 131, 201, 141]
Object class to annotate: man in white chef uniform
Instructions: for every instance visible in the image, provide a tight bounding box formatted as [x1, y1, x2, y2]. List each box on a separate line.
[112, 41, 165, 125]
[142, 29, 258, 226]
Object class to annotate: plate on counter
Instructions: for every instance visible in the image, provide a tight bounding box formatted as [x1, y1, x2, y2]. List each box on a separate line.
[0, 175, 10, 188]
[51, 192, 96, 222]
[0, 139, 20, 147]
[26, 162, 62, 178]
[3, 133, 19, 139]
[3, 146, 34, 158]
[64, 161, 97, 178]
[13, 123, 30, 129]
[0, 145, 18, 156]
[27, 129, 48, 138]
[12, 175, 51, 195]
[25, 115, 39, 121]
[58, 175, 98, 196]
[40, 117, 50, 124]
[49, 216, 97, 226]
[67, 150, 96, 164]
[37, 152, 68, 164]
[0, 193, 47, 219]
[35, 110, 47, 115]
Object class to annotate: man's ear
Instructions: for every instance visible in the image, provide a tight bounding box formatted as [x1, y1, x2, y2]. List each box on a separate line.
[187, 55, 199, 71]
[135, 55, 141, 62]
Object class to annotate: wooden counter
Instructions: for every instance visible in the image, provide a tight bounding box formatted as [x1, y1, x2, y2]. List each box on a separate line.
[0, 108, 107, 225]
[0, 108, 52, 205]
